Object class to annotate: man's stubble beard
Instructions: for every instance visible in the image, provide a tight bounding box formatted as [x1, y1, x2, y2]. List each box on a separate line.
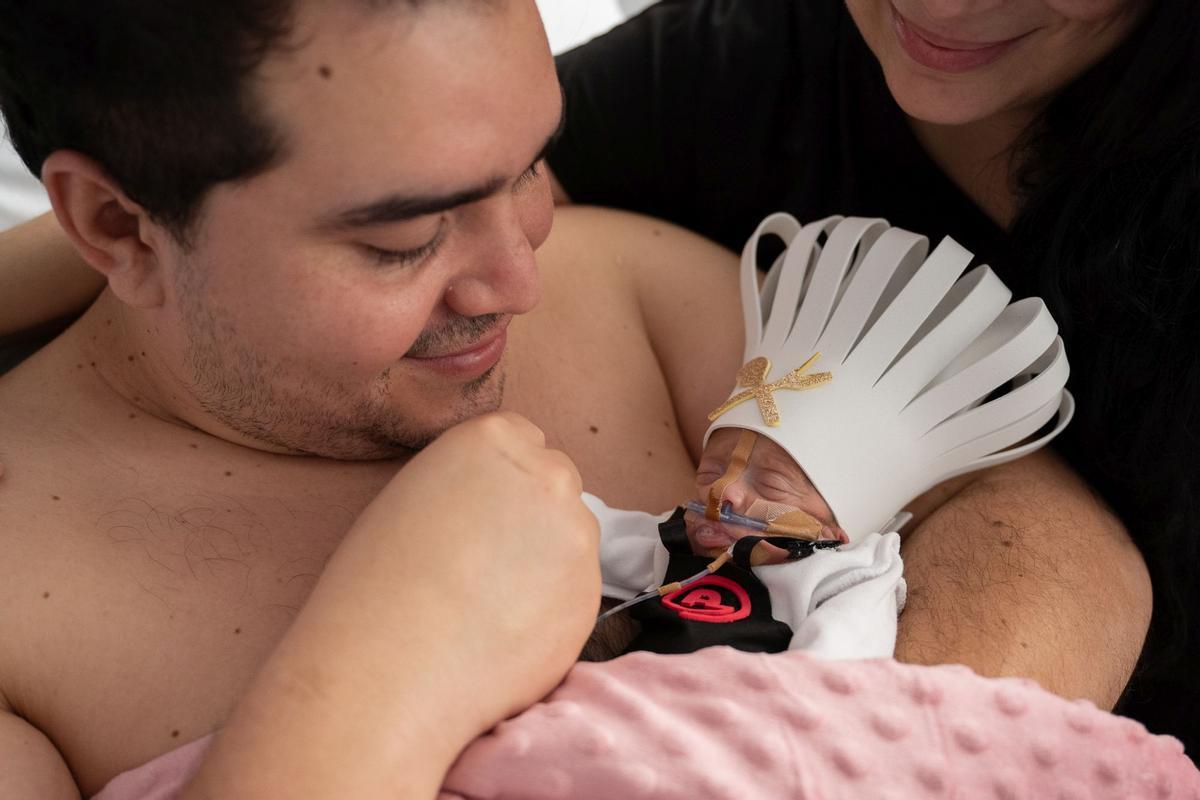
[176, 271, 506, 459]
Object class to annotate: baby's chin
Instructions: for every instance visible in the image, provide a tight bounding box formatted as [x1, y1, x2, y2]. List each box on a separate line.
[685, 519, 843, 561]
[690, 533, 793, 566]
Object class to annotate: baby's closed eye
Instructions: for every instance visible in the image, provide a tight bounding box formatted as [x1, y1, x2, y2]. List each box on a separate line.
[755, 469, 811, 495]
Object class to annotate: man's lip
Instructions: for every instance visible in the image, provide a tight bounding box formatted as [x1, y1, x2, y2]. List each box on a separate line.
[404, 320, 510, 378]
[891, 6, 1031, 72]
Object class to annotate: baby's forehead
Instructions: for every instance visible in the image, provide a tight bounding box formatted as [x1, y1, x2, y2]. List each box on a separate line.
[700, 428, 805, 476]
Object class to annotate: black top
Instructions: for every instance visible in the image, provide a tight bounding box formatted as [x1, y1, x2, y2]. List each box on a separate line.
[626, 508, 794, 655]
[550, 0, 1013, 287]
[551, 0, 1196, 756]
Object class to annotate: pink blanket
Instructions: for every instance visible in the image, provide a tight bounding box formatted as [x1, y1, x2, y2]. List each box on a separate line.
[96, 648, 1199, 800]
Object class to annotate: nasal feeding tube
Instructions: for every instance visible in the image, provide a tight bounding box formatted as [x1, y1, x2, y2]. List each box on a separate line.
[596, 429, 839, 624]
[595, 538, 734, 625]
[683, 499, 772, 533]
[594, 501, 841, 624]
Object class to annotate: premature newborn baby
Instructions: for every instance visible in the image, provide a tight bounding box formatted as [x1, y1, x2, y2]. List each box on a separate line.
[583, 213, 1074, 663]
[582, 426, 906, 662]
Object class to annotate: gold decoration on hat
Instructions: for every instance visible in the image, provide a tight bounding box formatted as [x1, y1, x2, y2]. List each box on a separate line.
[707, 353, 832, 427]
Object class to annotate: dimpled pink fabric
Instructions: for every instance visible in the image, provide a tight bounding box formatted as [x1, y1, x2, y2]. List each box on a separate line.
[95, 648, 1199, 800]
[441, 648, 1200, 800]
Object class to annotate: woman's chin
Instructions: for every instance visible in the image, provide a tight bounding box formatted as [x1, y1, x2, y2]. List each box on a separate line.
[881, 68, 1016, 127]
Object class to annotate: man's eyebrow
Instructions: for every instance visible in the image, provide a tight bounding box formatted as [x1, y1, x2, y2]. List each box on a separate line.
[320, 106, 566, 232]
[320, 179, 507, 230]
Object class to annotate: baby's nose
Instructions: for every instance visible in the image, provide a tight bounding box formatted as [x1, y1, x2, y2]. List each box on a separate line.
[713, 479, 757, 518]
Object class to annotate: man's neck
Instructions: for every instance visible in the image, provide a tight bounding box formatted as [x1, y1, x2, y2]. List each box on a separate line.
[69, 291, 312, 456]
[48, 291, 404, 509]
[71, 290, 188, 424]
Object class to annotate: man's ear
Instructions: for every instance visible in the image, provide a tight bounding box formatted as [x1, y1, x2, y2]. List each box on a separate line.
[41, 150, 167, 309]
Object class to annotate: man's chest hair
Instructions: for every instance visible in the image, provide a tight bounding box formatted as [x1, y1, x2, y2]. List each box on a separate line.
[91, 491, 356, 614]
[579, 602, 641, 662]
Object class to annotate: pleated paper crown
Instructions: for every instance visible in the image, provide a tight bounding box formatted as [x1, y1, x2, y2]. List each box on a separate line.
[705, 215, 1074, 542]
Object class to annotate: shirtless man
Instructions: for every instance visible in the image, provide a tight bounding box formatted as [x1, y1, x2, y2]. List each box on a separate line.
[0, 1, 1151, 797]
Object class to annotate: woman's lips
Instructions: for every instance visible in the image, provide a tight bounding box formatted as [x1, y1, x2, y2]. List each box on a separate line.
[890, 6, 1031, 73]
[404, 322, 509, 379]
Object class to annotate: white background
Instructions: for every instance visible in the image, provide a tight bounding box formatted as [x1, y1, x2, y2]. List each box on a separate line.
[536, 0, 654, 54]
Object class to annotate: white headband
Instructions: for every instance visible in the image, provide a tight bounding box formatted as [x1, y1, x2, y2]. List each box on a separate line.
[705, 214, 1073, 541]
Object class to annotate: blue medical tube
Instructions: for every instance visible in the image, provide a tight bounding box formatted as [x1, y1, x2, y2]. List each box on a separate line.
[683, 499, 770, 533]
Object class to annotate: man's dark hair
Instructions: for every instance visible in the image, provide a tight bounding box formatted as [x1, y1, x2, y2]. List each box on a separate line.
[0, 1, 295, 241]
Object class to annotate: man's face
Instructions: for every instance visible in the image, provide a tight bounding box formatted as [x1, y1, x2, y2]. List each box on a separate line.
[151, 0, 561, 458]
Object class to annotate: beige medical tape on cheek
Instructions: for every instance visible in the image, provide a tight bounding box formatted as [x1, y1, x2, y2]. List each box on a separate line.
[745, 499, 823, 540]
[706, 429, 759, 520]
[705, 429, 824, 540]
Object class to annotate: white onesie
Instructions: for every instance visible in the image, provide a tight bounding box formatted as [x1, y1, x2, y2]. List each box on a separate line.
[583, 493, 907, 660]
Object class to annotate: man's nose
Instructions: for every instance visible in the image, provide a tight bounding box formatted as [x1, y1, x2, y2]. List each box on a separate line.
[443, 201, 541, 320]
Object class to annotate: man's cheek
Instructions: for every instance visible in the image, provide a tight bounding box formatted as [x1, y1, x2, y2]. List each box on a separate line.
[523, 182, 555, 251]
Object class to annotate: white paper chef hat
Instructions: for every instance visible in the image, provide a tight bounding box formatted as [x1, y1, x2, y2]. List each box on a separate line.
[704, 214, 1074, 542]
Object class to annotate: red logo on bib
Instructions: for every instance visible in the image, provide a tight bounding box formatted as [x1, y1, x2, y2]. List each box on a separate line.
[660, 575, 751, 623]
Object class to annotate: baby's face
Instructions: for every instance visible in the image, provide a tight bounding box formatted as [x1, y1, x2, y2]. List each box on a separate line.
[687, 428, 847, 558]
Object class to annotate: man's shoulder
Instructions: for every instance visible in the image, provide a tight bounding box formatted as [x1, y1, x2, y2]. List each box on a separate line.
[536, 206, 740, 337]
[0, 368, 84, 719]
[530, 206, 745, 457]
[541, 206, 736, 284]
[0, 357, 72, 552]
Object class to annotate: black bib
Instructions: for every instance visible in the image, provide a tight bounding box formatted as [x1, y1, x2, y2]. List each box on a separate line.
[626, 508, 793, 655]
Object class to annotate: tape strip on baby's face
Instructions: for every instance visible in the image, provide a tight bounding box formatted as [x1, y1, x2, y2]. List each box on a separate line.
[689, 428, 847, 555]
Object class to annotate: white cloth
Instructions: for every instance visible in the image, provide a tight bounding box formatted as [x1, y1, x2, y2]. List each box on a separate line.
[0, 132, 50, 232]
[583, 492, 906, 660]
[536, 0, 657, 55]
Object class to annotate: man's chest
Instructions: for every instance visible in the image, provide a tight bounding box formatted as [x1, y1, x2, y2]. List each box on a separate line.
[502, 263, 697, 513]
[0, 448, 386, 794]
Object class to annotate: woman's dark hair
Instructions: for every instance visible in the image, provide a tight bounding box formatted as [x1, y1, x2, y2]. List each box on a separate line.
[1012, 0, 1200, 716]
[0, 1, 294, 242]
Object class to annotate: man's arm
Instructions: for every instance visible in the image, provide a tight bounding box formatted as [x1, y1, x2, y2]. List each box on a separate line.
[181, 413, 600, 799]
[0, 213, 104, 338]
[0, 414, 597, 798]
[0, 711, 79, 800]
[896, 447, 1151, 708]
